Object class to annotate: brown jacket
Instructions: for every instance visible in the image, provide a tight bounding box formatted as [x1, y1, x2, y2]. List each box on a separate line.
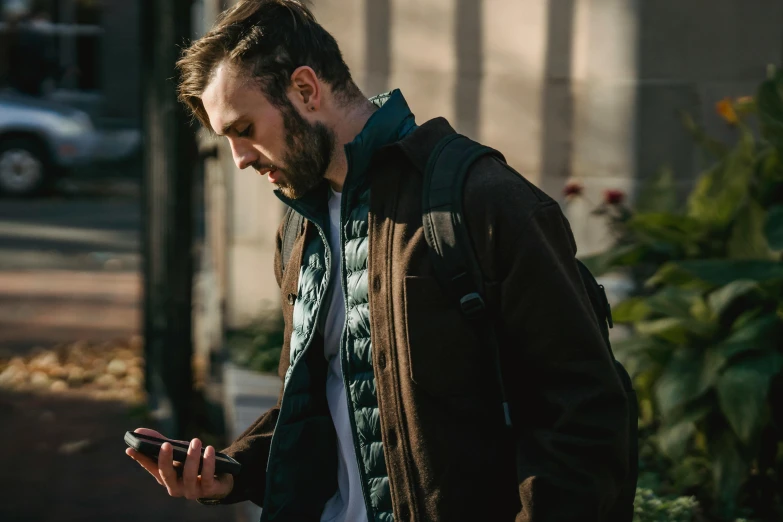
[216, 118, 630, 521]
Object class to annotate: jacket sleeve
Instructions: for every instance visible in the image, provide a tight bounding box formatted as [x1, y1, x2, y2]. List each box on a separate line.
[464, 164, 630, 521]
[199, 215, 291, 507]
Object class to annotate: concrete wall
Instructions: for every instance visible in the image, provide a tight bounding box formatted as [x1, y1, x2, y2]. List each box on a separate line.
[202, 0, 783, 327]
[200, 0, 285, 330]
[314, 0, 783, 255]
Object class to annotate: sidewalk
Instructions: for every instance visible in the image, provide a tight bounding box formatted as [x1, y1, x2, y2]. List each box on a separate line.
[0, 270, 140, 356]
[0, 266, 233, 522]
[0, 389, 229, 522]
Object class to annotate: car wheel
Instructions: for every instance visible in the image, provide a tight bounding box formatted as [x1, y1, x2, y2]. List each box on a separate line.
[0, 138, 50, 196]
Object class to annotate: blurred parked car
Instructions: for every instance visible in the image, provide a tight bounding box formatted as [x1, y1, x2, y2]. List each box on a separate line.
[0, 90, 97, 196]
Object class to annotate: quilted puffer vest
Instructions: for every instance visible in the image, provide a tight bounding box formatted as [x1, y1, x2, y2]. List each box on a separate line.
[261, 91, 416, 522]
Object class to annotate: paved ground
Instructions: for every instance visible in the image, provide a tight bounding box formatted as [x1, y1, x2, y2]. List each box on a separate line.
[0, 181, 227, 522]
[0, 192, 142, 356]
[0, 390, 232, 522]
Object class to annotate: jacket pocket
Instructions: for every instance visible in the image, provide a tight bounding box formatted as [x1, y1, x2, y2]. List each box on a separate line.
[403, 276, 481, 398]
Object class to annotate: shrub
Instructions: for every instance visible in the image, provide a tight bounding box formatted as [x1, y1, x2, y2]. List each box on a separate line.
[226, 311, 284, 374]
[634, 488, 699, 522]
[577, 68, 783, 521]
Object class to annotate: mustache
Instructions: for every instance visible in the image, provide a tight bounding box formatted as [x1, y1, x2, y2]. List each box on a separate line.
[250, 161, 278, 174]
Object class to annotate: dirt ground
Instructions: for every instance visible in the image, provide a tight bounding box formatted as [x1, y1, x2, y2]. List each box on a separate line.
[0, 389, 235, 522]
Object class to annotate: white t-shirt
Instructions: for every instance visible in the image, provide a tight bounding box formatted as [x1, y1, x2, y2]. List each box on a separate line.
[319, 189, 368, 522]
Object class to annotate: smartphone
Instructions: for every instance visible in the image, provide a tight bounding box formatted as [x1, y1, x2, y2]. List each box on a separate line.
[124, 431, 241, 476]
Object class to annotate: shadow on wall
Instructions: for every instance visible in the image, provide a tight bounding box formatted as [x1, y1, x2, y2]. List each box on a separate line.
[454, 0, 482, 138]
[365, 0, 391, 96]
[539, 0, 576, 200]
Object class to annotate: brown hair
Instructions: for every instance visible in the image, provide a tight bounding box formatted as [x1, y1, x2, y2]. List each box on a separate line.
[176, 0, 361, 129]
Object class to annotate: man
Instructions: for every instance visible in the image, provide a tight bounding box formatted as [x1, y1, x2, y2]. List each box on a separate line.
[126, 1, 631, 520]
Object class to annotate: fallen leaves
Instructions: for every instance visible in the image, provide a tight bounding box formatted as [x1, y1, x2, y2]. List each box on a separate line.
[0, 336, 146, 404]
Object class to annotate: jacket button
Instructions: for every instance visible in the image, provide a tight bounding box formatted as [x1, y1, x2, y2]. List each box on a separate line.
[386, 429, 397, 447]
[287, 293, 296, 305]
[378, 352, 387, 369]
[372, 276, 381, 292]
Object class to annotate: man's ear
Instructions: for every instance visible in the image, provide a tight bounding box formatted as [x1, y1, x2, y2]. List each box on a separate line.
[289, 66, 321, 112]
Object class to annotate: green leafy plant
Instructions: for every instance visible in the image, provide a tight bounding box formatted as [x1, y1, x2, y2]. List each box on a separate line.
[634, 489, 699, 522]
[574, 68, 783, 521]
[226, 311, 284, 374]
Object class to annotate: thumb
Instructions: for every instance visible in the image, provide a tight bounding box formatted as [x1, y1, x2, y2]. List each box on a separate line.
[133, 427, 166, 439]
[133, 427, 187, 444]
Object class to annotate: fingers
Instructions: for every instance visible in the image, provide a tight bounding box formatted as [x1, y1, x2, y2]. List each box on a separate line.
[125, 447, 163, 485]
[158, 442, 182, 497]
[181, 438, 203, 500]
[199, 445, 217, 495]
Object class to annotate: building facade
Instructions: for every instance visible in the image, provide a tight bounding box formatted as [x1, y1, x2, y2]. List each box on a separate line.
[196, 0, 783, 331]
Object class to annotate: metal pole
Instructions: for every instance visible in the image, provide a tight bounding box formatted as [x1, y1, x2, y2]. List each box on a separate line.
[140, 0, 196, 439]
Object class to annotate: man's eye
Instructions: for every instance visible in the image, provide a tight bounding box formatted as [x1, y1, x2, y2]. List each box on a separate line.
[237, 126, 252, 137]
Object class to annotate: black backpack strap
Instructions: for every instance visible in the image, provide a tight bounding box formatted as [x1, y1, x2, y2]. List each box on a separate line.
[422, 134, 504, 308]
[422, 133, 512, 426]
[281, 207, 305, 274]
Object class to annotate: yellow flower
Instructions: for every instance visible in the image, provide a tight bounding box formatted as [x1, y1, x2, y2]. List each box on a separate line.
[716, 97, 738, 125]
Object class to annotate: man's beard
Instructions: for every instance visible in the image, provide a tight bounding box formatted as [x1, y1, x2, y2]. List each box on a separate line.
[274, 100, 335, 200]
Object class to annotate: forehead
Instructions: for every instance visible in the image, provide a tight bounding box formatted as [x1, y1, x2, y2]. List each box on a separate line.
[201, 62, 268, 133]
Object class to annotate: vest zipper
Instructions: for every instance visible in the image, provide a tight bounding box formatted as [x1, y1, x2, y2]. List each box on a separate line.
[339, 151, 376, 521]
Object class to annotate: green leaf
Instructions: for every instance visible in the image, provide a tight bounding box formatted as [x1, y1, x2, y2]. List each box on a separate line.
[757, 69, 783, 153]
[619, 353, 655, 380]
[728, 200, 773, 259]
[645, 262, 713, 291]
[711, 430, 747, 518]
[613, 335, 671, 377]
[690, 296, 713, 323]
[687, 129, 756, 227]
[707, 280, 760, 318]
[655, 350, 713, 419]
[716, 351, 783, 445]
[644, 287, 701, 319]
[658, 421, 696, 461]
[612, 335, 669, 355]
[657, 405, 710, 460]
[731, 308, 765, 330]
[637, 318, 690, 345]
[578, 243, 647, 277]
[716, 314, 782, 360]
[673, 259, 783, 286]
[765, 204, 783, 250]
[681, 110, 730, 159]
[611, 297, 652, 324]
[635, 166, 679, 214]
[626, 212, 705, 248]
[755, 147, 783, 206]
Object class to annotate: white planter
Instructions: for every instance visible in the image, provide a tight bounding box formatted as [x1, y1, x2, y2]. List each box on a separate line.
[222, 363, 281, 522]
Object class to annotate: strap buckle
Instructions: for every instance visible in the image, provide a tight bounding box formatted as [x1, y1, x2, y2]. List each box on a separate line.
[459, 292, 486, 317]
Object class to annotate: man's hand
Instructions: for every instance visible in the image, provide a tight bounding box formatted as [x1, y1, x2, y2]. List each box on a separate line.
[125, 428, 234, 501]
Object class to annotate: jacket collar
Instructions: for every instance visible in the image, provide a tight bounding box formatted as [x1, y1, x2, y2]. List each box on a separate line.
[394, 117, 458, 175]
[276, 89, 416, 222]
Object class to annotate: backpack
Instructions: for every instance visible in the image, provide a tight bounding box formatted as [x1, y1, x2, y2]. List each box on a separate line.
[280, 133, 638, 521]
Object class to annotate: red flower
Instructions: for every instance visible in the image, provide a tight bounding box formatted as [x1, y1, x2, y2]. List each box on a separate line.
[604, 189, 625, 205]
[563, 180, 584, 197]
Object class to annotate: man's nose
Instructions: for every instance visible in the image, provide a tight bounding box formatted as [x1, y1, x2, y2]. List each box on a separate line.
[230, 140, 257, 170]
